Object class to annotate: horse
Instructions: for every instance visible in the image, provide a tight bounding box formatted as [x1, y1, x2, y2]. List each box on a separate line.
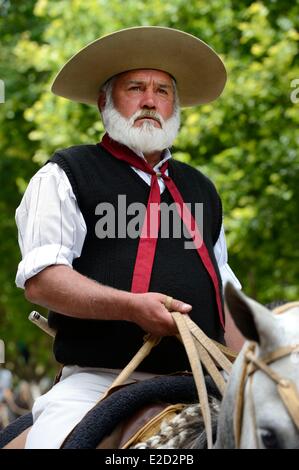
[1, 283, 298, 449]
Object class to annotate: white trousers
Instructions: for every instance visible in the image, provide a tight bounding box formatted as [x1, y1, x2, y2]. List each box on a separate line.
[25, 366, 158, 449]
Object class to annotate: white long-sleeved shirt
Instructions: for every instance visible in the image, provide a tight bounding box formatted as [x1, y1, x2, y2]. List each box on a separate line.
[15, 150, 241, 291]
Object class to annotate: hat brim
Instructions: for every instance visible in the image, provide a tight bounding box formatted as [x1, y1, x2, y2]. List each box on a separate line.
[51, 26, 227, 107]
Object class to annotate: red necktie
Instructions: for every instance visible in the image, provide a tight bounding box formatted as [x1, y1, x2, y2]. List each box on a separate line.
[100, 133, 224, 328]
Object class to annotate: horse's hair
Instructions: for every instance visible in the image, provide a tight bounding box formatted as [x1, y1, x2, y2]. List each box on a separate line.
[131, 397, 220, 449]
[264, 300, 287, 310]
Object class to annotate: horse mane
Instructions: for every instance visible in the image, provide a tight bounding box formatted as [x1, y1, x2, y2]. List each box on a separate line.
[131, 398, 220, 449]
[264, 300, 288, 311]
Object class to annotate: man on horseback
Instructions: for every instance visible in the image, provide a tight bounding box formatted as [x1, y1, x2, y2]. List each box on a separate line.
[15, 26, 242, 448]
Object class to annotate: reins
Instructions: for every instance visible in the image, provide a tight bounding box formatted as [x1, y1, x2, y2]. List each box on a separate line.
[98, 310, 235, 449]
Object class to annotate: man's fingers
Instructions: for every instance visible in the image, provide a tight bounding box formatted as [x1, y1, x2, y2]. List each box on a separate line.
[175, 300, 192, 313]
[164, 296, 192, 313]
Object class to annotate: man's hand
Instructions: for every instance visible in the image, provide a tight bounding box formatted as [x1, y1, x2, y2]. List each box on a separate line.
[128, 292, 192, 336]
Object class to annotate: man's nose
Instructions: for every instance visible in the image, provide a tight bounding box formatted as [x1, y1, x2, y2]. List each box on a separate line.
[139, 89, 156, 109]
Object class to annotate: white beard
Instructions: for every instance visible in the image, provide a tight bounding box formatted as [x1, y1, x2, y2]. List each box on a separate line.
[101, 93, 180, 155]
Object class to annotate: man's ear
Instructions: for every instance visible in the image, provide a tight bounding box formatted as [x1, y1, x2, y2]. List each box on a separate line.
[97, 91, 106, 112]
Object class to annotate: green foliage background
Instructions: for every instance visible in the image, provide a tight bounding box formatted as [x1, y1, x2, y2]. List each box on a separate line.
[0, 0, 298, 377]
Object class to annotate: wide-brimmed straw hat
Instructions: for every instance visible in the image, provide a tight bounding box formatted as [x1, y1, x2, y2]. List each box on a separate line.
[51, 26, 227, 107]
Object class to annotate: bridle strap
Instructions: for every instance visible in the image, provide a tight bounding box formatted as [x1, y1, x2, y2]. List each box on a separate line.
[172, 312, 213, 449]
[184, 315, 233, 374]
[248, 374, 259, 448]
[234, 343, 256, 448]
[247, 345, 299, 375]
[235, 342, 299, 447]
[273, 302, 299, 315]
[277, 380, 299, 429]
[245, 351, 288, 385]
[247, 349, 299, 431]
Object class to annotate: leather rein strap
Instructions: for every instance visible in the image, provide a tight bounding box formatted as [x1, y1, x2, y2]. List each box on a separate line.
[99, 310, 235, 450]
[234, 342, 299, 448]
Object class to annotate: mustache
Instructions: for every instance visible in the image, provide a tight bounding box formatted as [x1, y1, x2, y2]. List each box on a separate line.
[133, 110, 163, 126]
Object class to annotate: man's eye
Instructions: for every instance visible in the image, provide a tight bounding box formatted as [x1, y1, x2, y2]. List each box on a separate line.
[158, 89, 168, 95]
[129, 86, 141, 91]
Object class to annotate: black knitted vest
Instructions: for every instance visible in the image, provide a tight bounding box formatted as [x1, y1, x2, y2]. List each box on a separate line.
[48, 143, 224, 373]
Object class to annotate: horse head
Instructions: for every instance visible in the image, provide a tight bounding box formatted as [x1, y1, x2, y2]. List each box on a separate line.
[215, 283, 299, 449]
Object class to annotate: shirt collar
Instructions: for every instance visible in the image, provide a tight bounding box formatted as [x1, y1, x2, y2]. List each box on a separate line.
[132, 147, 172, 171]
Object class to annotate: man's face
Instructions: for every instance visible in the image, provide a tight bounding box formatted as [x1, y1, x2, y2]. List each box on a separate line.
[111, 69, 175, 128]
[100, 69, 180, 155]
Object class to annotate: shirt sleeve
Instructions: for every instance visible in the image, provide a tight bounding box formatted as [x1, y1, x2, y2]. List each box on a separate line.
[213, 223, 242, 290]
[15, 163, 87, 289]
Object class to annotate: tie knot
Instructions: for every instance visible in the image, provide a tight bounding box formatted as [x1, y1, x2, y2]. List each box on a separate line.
[158, 171, 171, 182]
[155, 169, 170, 180]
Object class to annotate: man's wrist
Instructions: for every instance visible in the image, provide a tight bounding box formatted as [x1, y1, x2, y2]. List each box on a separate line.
[116, 290, 137, 322]
[102, 289, 135, 321]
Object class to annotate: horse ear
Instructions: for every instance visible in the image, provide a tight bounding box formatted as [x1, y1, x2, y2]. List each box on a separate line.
[224, 282, 274, 344]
